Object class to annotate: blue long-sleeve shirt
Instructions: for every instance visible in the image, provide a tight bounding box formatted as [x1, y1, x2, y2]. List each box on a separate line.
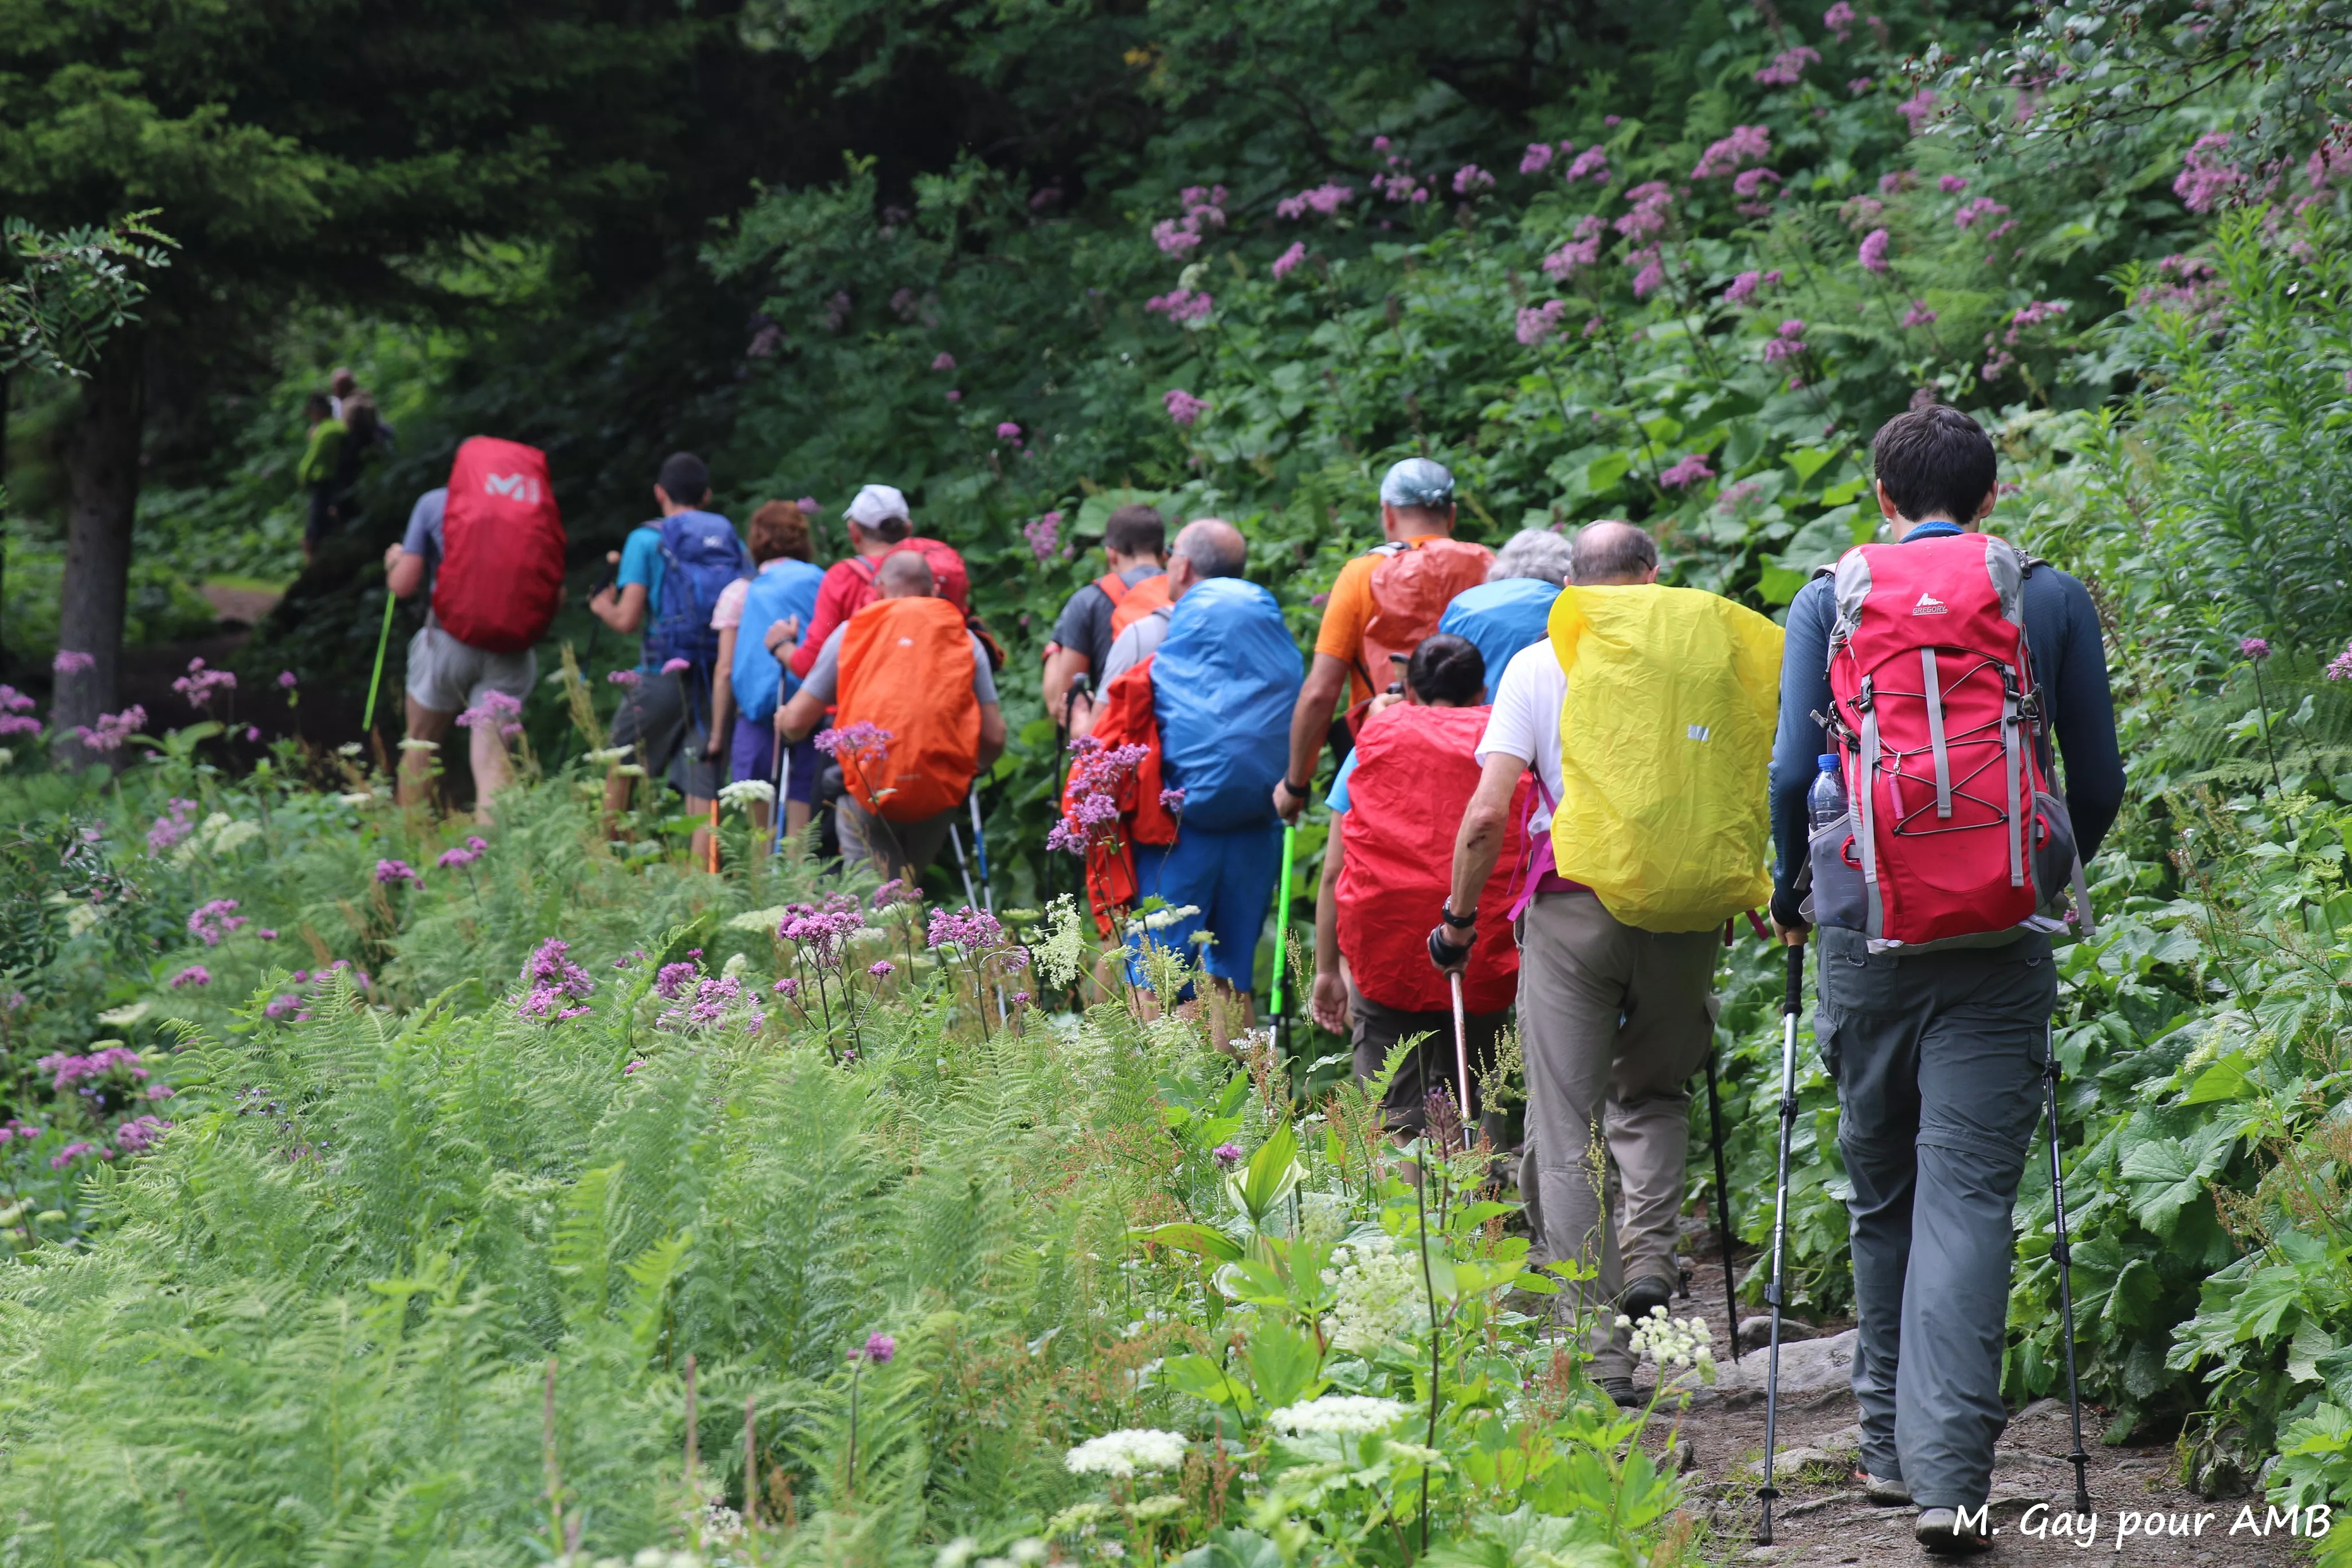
[1767, 523, 2126, 924]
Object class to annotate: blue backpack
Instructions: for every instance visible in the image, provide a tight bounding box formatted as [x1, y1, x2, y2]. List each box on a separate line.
[730, 559, 827, 722]
[1437, 576, 1561, 697]
[1152, 578, 1304, 832]
[645, 510, 751, 671]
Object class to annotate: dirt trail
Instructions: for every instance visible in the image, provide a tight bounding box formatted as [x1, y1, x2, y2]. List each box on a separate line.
[1633, 1236, 2316, 1566]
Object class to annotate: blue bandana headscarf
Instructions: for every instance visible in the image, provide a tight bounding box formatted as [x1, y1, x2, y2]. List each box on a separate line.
[1379, 457, 1455, 509]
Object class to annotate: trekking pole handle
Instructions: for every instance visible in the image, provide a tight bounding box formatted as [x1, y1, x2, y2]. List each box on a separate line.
[1783, 939, 1805, 1016]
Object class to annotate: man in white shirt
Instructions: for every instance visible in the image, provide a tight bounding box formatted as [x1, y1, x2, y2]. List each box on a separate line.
[1438, 519, 1717, 1408]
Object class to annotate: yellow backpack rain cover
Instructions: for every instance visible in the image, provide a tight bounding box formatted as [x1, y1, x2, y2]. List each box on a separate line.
[1547, 583, 1784, 933]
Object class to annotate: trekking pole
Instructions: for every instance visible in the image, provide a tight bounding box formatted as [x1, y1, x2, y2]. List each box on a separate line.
[1756, 937, 1805, 1548]
[1703, 1047, 1742, 1363]
[770, 737, 790, 859]
[1269, 820, 1296, 1044]
[967, 787, 992, 913]
[949, 823, 979, 910]
[361, 589, 398, 737]
[1447, 968, 1473, 1152]
[2045, 1024, 2094, 1520]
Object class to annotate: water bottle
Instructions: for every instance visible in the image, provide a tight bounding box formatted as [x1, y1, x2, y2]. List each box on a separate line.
[1808, 753, 1847, 833]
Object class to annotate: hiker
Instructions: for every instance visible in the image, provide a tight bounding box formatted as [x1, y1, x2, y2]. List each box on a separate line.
[1097, 516, 1246, 683]
[589, 452, 750, 850]
[1440, 520, 1777, 1408]
[784, 484, 973, 684]
[1275, 457, 1493, 824]
[1438, 528, 1574, 682]
[1769, 405, 2123, 1553]
[299, 393, 379, 563]
[1312, 632, 1523, 1142]
[775, 549, 1005, 881]
[1091, 520, 1300, 1027]
[382, 437, 567, 820]
[1042, 503, 1169, 735]
[711, 501, 826, 843]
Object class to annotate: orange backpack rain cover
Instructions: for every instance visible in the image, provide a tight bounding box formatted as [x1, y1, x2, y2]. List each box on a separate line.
[835, 597, 980, 822]
[1099, 571, 1174, 637]
[1337, 703, 1528, 1013]
[1359, 539, 1494, 688]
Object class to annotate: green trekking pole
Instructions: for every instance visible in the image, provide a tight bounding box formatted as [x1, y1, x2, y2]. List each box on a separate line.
[1269, 820, 1296, 1036]
[361, 589, 397, 736]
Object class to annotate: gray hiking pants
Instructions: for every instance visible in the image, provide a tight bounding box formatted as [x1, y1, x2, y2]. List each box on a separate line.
[1818, 927, 2055, 1510]
[1516, 891, 1719, 1379]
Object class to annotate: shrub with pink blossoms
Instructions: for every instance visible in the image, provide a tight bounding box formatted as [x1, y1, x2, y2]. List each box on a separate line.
[517, 938, 597, 1023]
[1024, 512, 1063, 562]
[1659, 454, 1716, 489]
[1692, 125, 1771, 180]
[1163, 389, 1206, 427]
[1755, 46, 1820, 85]
[1271, 241, 1307, 280]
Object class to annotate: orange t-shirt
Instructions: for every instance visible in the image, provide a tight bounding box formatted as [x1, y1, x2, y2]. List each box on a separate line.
[1314, 535, 1448, 705]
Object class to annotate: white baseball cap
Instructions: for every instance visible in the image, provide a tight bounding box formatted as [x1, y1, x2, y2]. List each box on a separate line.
[844, 483, 911, 530]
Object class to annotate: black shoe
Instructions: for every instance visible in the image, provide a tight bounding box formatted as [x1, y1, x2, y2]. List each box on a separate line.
[1598, 1375, 1643, 1408]
[1618, 1272, 1676, 1324]
[1915, 1507, 1991, 1555]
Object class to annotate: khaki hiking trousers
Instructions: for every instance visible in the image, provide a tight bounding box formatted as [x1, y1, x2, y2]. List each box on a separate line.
[1516, 889, 1719, 1380]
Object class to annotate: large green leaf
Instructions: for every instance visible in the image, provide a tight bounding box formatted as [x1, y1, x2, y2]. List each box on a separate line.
[2118, 1118, 2236, 1235]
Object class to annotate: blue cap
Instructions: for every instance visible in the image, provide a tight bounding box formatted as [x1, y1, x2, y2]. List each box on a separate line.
[1818, 754, 1839, 771]
[1379, 457, 1456, 508]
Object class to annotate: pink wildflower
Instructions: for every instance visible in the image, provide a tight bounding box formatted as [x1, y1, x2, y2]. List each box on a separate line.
[1659, 454, 1716, 489]
[1823, 0, 1857, 38]
[1519, 142, 1555, 175]
[1271, 241, 1306, 280]
[1859, 228, 1891, 273]
[52, 650, 95, 676]
[1164, 389, 1207, 427]
[1693, 125, 1771, 179]
[1755, 45, 1820, 85]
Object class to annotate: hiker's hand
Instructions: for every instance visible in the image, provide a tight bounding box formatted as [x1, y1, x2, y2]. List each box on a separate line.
[1770, 889, 1809, 945]
[765, 616, 799, 654]
[1427, 923, 1473, 974]
[382, 542, 403, 573]
[1311, 971, 1349, 1033]
[702, 732, 724, 760]
[1366, 692, 1404, 719]
[1273, 778, 1308, 824]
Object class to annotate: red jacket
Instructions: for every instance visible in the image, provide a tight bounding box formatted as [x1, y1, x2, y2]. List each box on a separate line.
[789, 540, 972, 677]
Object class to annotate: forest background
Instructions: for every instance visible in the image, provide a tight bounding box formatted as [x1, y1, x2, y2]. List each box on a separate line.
[10, 0, 2352, 1530]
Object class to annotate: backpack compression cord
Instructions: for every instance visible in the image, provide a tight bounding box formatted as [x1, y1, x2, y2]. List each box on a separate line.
[1756, 937, 1805, 1547]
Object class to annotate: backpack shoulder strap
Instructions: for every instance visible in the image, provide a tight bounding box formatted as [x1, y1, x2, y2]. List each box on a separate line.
[1096, 571, 1127, 606]
[1368, 540, 1411, 558]
[845, 555, 880, 586]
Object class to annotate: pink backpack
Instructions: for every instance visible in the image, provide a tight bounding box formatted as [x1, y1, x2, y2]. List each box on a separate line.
[1811, 532, 2089, 950]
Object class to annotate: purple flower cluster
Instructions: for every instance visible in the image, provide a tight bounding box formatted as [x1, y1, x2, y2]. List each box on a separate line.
[931, 351, 955, 371]
[1901, 300, 1938, 328]
[1519, 142, 1556, 175]
[456, 689, 524, 740]
[1761, 318, 1809, 362]
[659, 971, 765, 1034]
[187, 897, 247, 947]
[147, 798, 198, 856]
[264, 994, 304, 1021]
[52, 650, 95, 676]
[1152, 185, 1226, 256]
[1271, 241, 1307, 281]
[1213, 1142, 1244, 1166]
[2001, 299, 2068, 345]
[1823, 0, 1857, 38]
[996, 421, 1024, 445]
[854, 1332, 896, 1365]
[0, 685, 38, 739]
[1541, 215, 1605, 280]
[2328, 642, 2352, 683]
[1692, 125, 1771, 181]
[171, 657, 237, 711]
[39, 1046, 148, 1093]
[2175, 131, 2245, 214]
[654, 960, 698, 999]
[170, 965, 211, 989]
[1755, 45, 1820, 85]
[375, 859, 424, 887]
[1859, 228, 1891, 273]
[1163, 388, 1206, 428]
[2241, 637, 2273, 661]
[607, 669, 642, 687]
[1024, 511, 1063, 562]
[1145, 288, 1214, 323]
[928, 904, 1005, 951]
[1613, 181, 1673, 241]
[872, 878, 918, 910]
[277, 669, 299, 690]
[518, 938, 597, 1023]
[73, 704, 147, 753]
[1953, 197, 2011, 233]
[1897, 90, 1940, 135]
[782, 893, 867, 965]
[813, 720, 893, 763]
[1049, 736, 1151, 854]
[438, 836, 489, 869]
[1159, 786, 1188, 815]
[1720, 268, 1783, 305]
[51, 1141, 110, 1170]
[1659, 453, 1717, 490]
[661, 657, 692, 675]
[1452, 163, 1495, 195]
[1563, 145, 1611, 183]
[1516, 299, 1569, 347]
[115, 1115, 173, 1154]
[1275, 183, 1354, 219]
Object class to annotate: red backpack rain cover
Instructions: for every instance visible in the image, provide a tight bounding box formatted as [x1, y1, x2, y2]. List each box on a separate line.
[1069, 657, 1180, 936]
[432, 437, 566, 653]
[1819, 532, 2079, 950]
[1337, 703, 1529, 1012]
[845, 539, 971, 613]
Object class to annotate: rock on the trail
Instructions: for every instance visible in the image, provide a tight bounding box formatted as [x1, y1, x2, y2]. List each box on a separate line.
[1736, 1314, 1819, 1352]
[1706, 1327, 1858, 1406]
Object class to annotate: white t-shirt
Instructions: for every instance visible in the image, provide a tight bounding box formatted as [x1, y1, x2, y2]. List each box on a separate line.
[1474, 640, 1566, 834]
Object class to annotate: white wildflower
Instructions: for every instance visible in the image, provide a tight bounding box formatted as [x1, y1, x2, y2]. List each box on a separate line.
[1009, 1540, 1047, 1565]
[64, 904, 102, 938]
[397, 737, 440, 751]
[726, 906, 791, 932]
[1625, 1305, 1715, 1371]
[718, 778, 775, 807]
[1320, 1233, 1430, 1354]
[0, 748, 13, 769]
[1030, 895, 1089, 988]
[1127, 1495, 1184, 1522]
[722, 951, 750, 978]
[1065, 1428, 1187, 1477]
[1142, 903, 1202, 930]
[96, 1001, 150, 1026]
[587, 746, 632, 765]
[614, 765, 647, 778]
[212, 820, 263, 854]
[936, 1538, 981, 1568]
[1267, 1395, 1410, 1436]
[336, 742, 364, 758]
[336, 791, 374, 806]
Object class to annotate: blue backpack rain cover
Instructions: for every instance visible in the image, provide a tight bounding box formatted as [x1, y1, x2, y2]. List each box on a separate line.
[1152, 578, 1304, 832]
[1438, 576, 1560, 697]
[646, 509, 751, 671]
[730, 559, 827, 722]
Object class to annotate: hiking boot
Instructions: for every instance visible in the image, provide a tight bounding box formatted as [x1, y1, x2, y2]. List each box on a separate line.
[1915, 1507, 1991, 1555]
[1858, 1471, 1911, 1506]
[1598, 1376, 1643, 1408]
[1617, 1272, 1676, 1324]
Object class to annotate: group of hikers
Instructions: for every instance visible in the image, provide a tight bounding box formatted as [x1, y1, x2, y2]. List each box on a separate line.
[376, 402, 2123, 1554]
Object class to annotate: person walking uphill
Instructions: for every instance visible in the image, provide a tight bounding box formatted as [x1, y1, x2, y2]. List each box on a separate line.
[1312, 633, 1526, 1142]
[589, 452, 750, 846]
[714, 501, 826, 844]
[1439, 528, 1574, 685]
[1043, 503, 1169, 736]
[776, 550, 1006, 882]
[1441, 520, 1783, 1407]
[783, 484, 973, 683]
[1275, 458, 1493, 823]
[1769, 405, 2123, 1554]
[382, 437, 567, 821]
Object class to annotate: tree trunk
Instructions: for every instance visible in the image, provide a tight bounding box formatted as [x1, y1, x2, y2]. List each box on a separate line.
[52, 333, 144, 762]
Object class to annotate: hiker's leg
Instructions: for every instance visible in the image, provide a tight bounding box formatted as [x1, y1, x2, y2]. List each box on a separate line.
[1820, 926, 1929, 1488]
[728, 716, 774, 836]
[1896, 938, 2053, 1510]
[1199, 822, 1281, 1049]
[1605, 926, 1719, 1292]
[779, 733, 818, 850]
[1124, 830, 1220, 1003]
[1517, 890, 1637, 1377]
[1347, 982, 1442, 1136]
[465, 649, 536, 822]
[399, 625, 478, 810]
[400, 697, 454, 807]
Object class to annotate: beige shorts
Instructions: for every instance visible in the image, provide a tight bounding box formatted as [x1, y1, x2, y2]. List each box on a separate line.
[405, 622, 537, 716]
